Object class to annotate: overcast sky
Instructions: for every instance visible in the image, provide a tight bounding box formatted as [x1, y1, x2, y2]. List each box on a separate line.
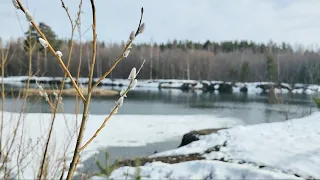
[1, 0, 320, 48]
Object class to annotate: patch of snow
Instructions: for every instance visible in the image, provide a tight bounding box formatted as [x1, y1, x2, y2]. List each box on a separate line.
[160, 82, 183, 88]
[247, 86, 263, 94]
[235, 82, 245, 87]
[211, 81, 223, 84]
[193, 83, 203, 89]
[105, 160, 301, 180]
[232, 86, 241, 93]
[305, 89, 315, 95]
[259, 82, 275, 86]
[281, 88, 289, 93]
[138, 80, 160, 88]
[281, 83, 291, 90]
[201, 80, 210, 85]
[294, 83, 305, 88]
[96, 78, 113, 85]
[308, 85, 320, 91]
[274, 88, 281, 94]
[292, 89, 304, 94]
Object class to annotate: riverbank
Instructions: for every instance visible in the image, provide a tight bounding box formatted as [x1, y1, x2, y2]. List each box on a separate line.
[2, 76, 320, 94]
[96, 112, 320, 179]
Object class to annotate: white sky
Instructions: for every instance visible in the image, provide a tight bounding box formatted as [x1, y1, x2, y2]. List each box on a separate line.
[1, 0, 320, 48]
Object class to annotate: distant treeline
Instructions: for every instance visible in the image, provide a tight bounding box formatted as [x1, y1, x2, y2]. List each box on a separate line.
[1, 22, 320, 84]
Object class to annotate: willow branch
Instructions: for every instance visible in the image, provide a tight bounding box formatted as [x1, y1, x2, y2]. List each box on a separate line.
[16, 0, 86, 102]
[79, 59, 145, 151]
[91, 7, 144, 89]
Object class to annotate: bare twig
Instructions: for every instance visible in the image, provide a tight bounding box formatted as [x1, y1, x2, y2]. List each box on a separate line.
[75, 3, 83, 124]
[91, 7, 144, 89]
[0, 43, 10, 160]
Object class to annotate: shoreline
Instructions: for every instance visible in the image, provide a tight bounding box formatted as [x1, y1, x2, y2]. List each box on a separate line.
[2, 76, 320, 94]
[96, 112, 320, 179]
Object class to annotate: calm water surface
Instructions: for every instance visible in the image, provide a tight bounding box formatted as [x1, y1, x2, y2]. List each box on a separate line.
[2, 85, 317, 125]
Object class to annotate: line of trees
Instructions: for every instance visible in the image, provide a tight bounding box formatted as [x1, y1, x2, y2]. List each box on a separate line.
[1, 22, 320, 84]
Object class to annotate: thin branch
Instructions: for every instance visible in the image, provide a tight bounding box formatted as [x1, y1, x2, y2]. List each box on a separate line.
[16, 0, 86, 102]
[79, 60, 145, 151]
[135, 7, 144, 36]
[60, 0, 74, 27]
[91, 7, 144, 89]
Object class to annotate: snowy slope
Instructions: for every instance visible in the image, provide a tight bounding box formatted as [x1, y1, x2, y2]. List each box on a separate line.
[104, 112, 320, 179]
[105, 160, 302, 180]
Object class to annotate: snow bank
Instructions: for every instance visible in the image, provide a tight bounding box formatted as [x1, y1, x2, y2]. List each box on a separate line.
[104, 160, 301, 180]
[1, 111, 241, 179]
[149, 112, 320, 179]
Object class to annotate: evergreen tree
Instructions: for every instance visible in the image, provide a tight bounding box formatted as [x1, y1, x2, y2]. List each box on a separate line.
[266, 52, 277, 82]
[241, 61, 250, 82]
[24, 22, 62, 53]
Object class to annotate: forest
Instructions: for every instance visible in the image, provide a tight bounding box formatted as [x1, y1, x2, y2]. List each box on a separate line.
[1, 22, 320, 84]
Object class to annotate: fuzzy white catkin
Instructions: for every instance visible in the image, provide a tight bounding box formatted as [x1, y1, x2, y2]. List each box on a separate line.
[112, 107, 118, 114]
[44, 92, 49, 101]
[55, 51, 63, 57]
[39, 90, 44, 97]
[25, 10, 33, 22]
[115, 97, 124, 107]
[123, 50, 130, 58]
[129, 31, 135, 40]
[53, 92, 59, 101]
[12, 0, 19, 9]
[139, 23, 145, 34]
[120, 89, 127, 97]
[129, 79, 138, 90]
[128, 67, 136, 80]
[38, 85, 44, 91]
[38, 38, 48, 48]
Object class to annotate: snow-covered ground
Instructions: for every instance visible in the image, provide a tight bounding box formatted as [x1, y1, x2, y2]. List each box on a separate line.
[101, 112, 320, 180]
[0, 111, 241, 179]
[3, 76, 320, 95]
[105, 161, 302, 180]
